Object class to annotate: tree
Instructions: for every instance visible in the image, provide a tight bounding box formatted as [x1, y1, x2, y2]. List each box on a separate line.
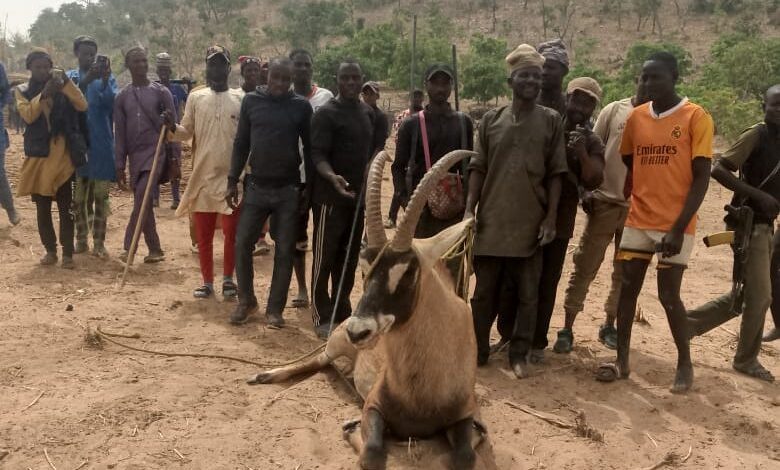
[264, 1, 350, 52]
[702, 35, 780, 100]
[461, 34, 507, 105]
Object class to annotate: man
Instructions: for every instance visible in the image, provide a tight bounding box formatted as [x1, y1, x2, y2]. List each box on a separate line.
[239, 55, 262, 93]
[537, 39, 569, 115]
[165, 46, 244, 300]
[238, 55, 273, 256]
[155, 52, 188, 209]
[597, 52, 714, 394]
[310, 60, 381, 339]
[0, 59, 20, 225]
[530, 77, 605, 359]
[386, 88, 424, 229]
[467, 45, 567, 378]
[290, 48, 334, 309]
[115, 46, 175, 263]
[768, 231, 780, 342]
[559, 81, 650, 351]
[67, 35, 117, 259]
[686, 85, 780, 382]
[392, 63, 474, 239]
[361, 81, 389, 155]
[228, 58, 312, 327]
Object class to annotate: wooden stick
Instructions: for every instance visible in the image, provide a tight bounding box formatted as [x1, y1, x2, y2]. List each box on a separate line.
[74, 461, 88, 470]
[504, 401, 573, 429]
[120, 125, 167, 288]
[43, 448, 56, 470]
[21, 390, 44, 411]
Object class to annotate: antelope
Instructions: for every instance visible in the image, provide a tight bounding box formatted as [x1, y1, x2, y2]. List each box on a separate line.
[248, 150, 485, 469]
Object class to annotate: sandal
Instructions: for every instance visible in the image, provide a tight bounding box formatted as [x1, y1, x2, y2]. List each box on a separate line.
[222, 280, 237, 300]
[595, 362, 629, 382]
[598, 324, 618, 350]
[733, 362, 775, 383]
[553, 328, 574, 354]
[193, 285, 214, 299]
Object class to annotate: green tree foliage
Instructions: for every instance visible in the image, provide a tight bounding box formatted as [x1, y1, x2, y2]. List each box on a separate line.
[264, 1, 350, 53]
[460, 34, 507, 104]
[701, 34, 780, 100]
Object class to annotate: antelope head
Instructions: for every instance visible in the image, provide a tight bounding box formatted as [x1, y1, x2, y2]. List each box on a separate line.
[345, 150, 477, 349]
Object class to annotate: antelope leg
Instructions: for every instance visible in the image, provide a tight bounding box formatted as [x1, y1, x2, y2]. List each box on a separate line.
[446, 418, 477, 470]
[359, 408, 387, 470]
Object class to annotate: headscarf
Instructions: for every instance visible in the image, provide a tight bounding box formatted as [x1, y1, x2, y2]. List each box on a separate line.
[238, 55, 262, 72]
[505, 44, 545, 75]
[73, 35, 98, 54]
[537, 39, 569, 69]
[26, 47, 53, 70]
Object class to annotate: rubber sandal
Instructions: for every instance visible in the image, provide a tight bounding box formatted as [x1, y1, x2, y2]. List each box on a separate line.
[222, 280, 237, 300]
[553, 328, 574, 354]
[595, 362, 628, 382]
[733, 363, 775, 383]
[193, 285, 213, 299]
[598, 324, 618, 350]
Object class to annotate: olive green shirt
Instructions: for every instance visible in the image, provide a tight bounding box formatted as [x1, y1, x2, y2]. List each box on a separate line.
[470, 104, 568, 257]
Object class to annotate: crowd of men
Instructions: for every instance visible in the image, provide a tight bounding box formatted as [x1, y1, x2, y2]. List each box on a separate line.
[0, 34, 778, 393]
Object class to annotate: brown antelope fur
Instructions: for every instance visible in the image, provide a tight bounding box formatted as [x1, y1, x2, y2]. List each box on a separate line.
[248, 150, 483, 470]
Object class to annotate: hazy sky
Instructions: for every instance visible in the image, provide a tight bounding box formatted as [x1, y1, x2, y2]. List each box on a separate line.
[2, 0, 66, 36]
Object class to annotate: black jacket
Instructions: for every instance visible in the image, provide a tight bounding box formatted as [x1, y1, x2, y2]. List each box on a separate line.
[229, 88, 312, 187]
[310, 98, 382, 206]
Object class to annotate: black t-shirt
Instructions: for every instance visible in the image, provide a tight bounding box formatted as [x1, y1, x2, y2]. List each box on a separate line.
[310, 98, 378, 206]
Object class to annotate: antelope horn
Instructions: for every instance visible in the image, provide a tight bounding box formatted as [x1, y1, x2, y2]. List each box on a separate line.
[365, 151, 392, 249]
[391, 149, 477, 251]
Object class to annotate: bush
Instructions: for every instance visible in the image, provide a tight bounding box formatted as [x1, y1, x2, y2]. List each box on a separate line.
[460, 34, 508, 105]
[680, 84, 763, 140]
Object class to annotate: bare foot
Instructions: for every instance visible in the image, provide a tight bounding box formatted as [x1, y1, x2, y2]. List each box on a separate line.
[670, 363, 693, 394]
[512, 360, 530, 379]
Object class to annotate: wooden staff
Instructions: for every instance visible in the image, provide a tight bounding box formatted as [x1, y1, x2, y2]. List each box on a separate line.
[120, 125, 167, 288]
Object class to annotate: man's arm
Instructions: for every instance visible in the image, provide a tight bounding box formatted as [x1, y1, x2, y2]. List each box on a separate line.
[228, 97, 251, 184]
[575, 131, 605, 190]
[311, 108, 353, 199]
[168, 94, 195, 142]
[661, 157, 710, 257]
[464, 112, 489, 219]
[391, 118, 413, 196]
[114, 91, 128, 188]
[540, 115, 569, 244]
[94, 75, 118, 112]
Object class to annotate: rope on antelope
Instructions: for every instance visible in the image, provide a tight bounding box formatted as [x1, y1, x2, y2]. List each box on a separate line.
[90, 325, 326, 368]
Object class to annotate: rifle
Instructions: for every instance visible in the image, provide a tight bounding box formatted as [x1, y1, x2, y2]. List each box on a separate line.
[702, 204, 754, 314]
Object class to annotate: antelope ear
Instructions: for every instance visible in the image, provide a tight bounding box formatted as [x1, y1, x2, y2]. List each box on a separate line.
[412, 218, 475, 270]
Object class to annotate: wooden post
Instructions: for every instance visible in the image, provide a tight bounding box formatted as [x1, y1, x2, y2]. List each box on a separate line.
[410, 14, 417, 96]
[452, 44, 460, 111]
[120, 126, 167, 288]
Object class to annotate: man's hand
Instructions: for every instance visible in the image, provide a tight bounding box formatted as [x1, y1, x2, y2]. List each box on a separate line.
[83, 63, 101, 86]
[658, 228, 685, 258]
[329, 174, 355, 199]
[161, 110, 177, 132]
[225, 182, 239, 210]
[754, 192, 780, 220]
[538, 215, 557, 246]
[116, 170, 128, 191]
[567, 125, 588, 154]
[581, 191, 595, 215]
[463, 209, 475, 221]
[41, 77, 63, 99]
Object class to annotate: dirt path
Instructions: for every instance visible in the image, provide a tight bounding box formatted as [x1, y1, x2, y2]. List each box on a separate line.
[1, 132, 778, 469]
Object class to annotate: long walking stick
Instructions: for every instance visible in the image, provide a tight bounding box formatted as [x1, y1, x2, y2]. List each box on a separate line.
[120, 125, 167, 288]
[328, 181, 368, 336]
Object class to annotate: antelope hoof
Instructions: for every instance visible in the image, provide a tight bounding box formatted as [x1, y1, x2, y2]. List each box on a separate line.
[246, 372, 273, 385]
[342, 418, 362, 435]
[472, 419, 488, 449]
[451, 447, 477, 470]
[359, 444, 387, 470]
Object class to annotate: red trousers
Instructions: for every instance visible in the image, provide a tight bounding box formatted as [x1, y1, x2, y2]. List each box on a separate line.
[193, 209, 240, 284]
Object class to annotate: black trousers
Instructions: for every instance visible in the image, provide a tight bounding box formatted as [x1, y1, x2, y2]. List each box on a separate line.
[235, 184, 299, 314]
[471, 253, 542, 363]
[496, 237, 569, 350]
[771, 228, 780, 328]
[33, 177, 74, 257]
[311, 202, 364, 327]
[387, 191, 406, 223]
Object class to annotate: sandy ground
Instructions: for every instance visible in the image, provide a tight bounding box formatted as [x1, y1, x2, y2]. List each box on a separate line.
[1, 130, 779, 470]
